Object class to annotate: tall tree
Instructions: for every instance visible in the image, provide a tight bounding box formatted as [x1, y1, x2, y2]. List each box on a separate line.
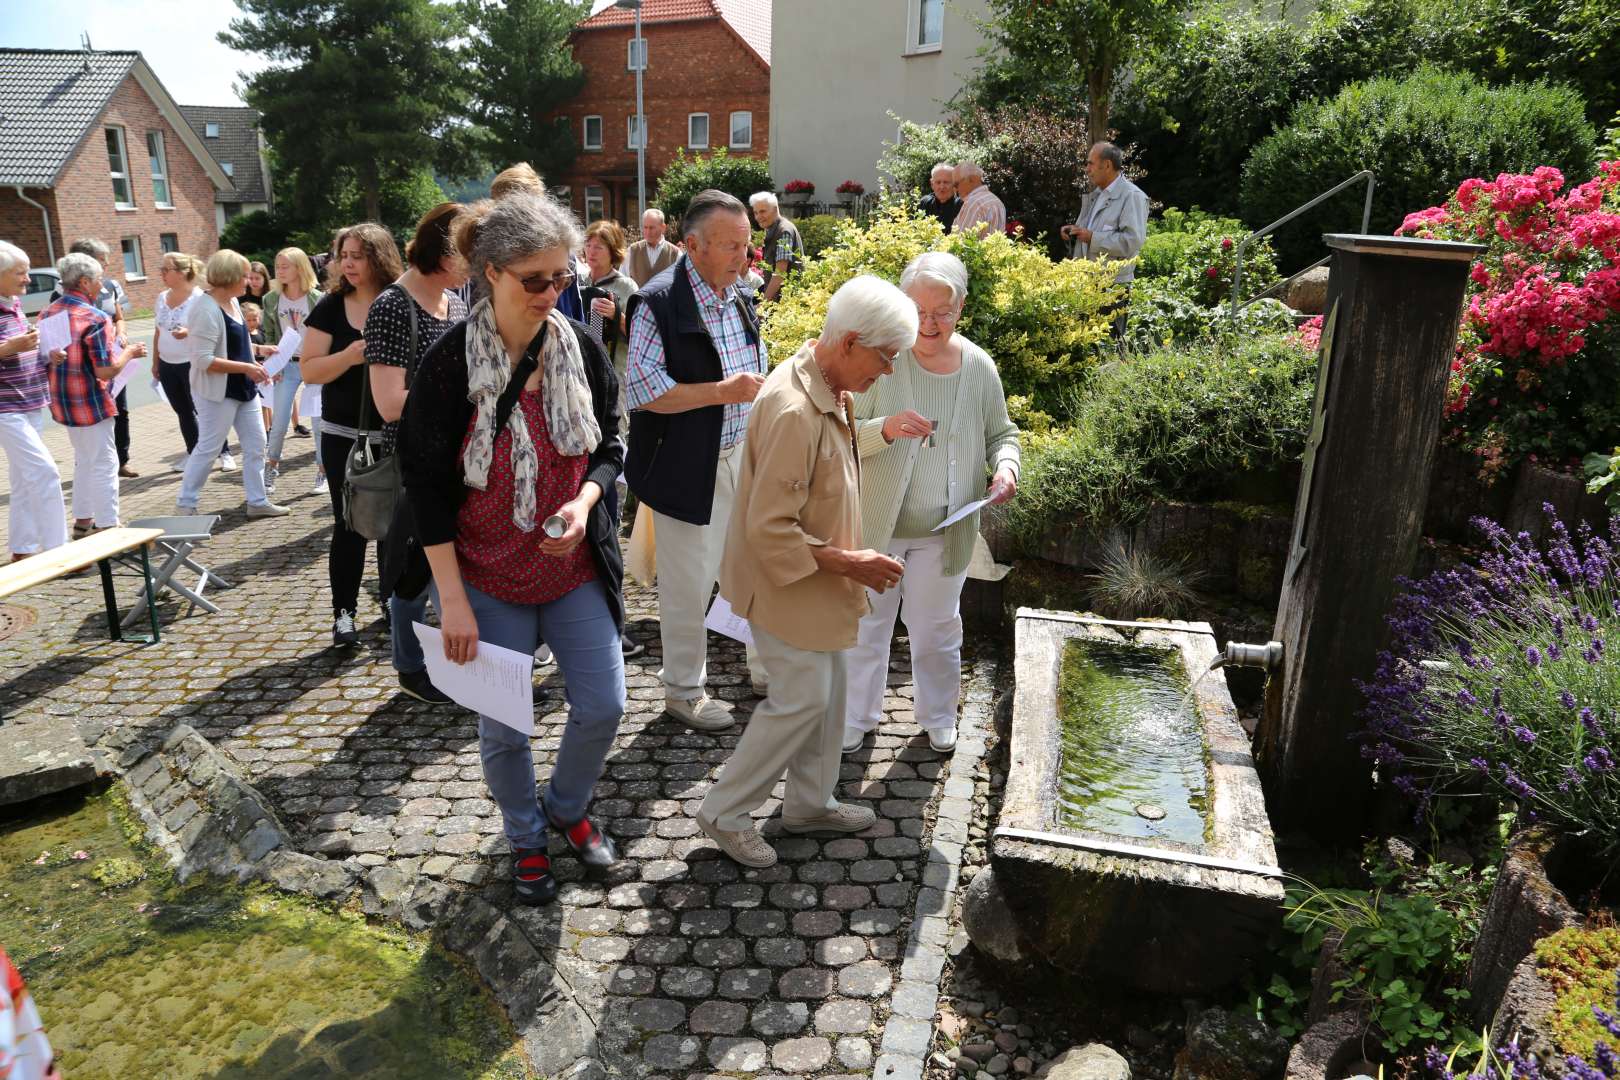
[461, 0, 589, 181]
[222, 0, 473, 223]
[976, 0, 1191, 146]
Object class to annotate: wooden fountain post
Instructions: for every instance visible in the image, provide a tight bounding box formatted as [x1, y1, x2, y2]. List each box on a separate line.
[1255, 233, 1484, 840]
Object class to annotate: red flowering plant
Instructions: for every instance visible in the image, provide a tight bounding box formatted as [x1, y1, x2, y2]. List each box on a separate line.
[1167, 230, 1278, 307]
[782, 179, 815, 195]
[1398, 162, 1620, 482]
[835, 180, 865, 195]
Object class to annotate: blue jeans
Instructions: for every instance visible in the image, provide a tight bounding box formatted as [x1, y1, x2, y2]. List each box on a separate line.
[434, 579, 625, 851]
[389, 591, 429, 674]
[266, 361, 322, 469]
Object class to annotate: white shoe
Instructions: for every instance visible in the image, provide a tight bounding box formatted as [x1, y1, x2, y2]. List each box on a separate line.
[246, 501, 290, 518]
[751, 678, 769, 696]
[665, 694, 734, 732]
[535, 644, 552, 664]
[696, 815, 778, 868]
[927, 726, 958, 752]
[264, 465, 279, 495]
[170, 460, 186, 473]
[842, 726, 866, 754]
[312, 474, 329, 495]
[782, 802, 877, 835]
[218, 453, 238, 473]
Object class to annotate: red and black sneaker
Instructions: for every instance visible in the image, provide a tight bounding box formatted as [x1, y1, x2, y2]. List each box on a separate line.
[550, 813, 619, 870]
[512, 848, 558, 906]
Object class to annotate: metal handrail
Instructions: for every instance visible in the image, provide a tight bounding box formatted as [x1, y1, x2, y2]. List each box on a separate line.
[1229, 170, 1375, 321]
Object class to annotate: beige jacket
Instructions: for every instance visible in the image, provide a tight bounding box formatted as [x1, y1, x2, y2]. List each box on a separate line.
[624, 240, 681, 288]
[720, 343, 869, 652]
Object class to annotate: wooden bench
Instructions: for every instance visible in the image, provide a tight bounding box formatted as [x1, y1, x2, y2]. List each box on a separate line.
[0, 527, 165, 643]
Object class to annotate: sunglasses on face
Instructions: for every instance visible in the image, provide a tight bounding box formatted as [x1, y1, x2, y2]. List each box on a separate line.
[505, 268, 576, 295]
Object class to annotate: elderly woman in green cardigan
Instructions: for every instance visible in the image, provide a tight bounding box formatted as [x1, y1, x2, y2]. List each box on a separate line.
[843, 251, 1019, 754]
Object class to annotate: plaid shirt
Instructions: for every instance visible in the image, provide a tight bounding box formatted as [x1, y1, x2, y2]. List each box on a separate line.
[0, 295, 48, 414]
[625, 260, 764, 450]
[44, 293, 117, 427]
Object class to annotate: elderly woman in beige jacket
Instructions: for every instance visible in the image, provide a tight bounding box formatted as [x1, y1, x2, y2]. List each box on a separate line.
[844, 251, 1019, 754]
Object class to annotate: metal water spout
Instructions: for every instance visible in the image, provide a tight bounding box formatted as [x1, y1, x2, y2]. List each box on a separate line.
[1210, 640, 1284, 673]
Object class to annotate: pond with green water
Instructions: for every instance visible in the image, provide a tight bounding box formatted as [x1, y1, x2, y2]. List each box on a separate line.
[1056, 639, 1211, 847]
[0, 786, 529, 1079]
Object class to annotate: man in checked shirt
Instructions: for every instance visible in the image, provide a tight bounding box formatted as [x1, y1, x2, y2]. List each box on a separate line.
[622, 189, 771, 731]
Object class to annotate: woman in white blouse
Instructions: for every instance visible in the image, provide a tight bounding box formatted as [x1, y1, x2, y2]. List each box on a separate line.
[151, 253, 233, 472]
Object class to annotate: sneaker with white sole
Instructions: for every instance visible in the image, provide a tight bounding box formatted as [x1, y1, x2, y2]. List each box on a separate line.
[218, 452, 238, 473]
[842, 726, 866, 754]
[696, 814, 778, 868]
[245, 501, 290, 518]
[927, 727, 958, 753]
[751, 678, 769, 696]
[332, 609, 359, 647]
[782, 802, 877, 835]
[264, 465, 279, 495]
[312, 474, 329, 495]
[665, 694, 733, 732]
[535, 644, 552, 664]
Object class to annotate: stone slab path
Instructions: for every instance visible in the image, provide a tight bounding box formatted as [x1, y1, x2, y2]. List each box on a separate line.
[0, 399, 999, 1079]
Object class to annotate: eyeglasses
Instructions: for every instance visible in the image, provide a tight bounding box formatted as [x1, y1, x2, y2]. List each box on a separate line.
[505, 268, 576, 295]
[916, 307, 960, 325]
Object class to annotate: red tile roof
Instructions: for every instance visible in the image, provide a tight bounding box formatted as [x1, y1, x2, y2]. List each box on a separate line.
[579, 0, 770, 66]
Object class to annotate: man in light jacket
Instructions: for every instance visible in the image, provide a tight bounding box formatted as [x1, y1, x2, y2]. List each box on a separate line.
[695, 276, 917, 869]
[1063, 142, 1149, 335]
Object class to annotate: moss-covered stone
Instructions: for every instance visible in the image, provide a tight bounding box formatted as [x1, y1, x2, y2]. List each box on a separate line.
[1534, 926, 1620, 1059]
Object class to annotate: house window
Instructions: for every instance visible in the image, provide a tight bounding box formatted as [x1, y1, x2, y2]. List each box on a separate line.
[917, 0, 944, 48]
[582, 115, 603, 150]
[222, 162, 235, 177]
[106, 127, 133, 207]
[121, 236, 144, 279]
[204, 122, 220, 138]
[585, 186, 605, 223]
[688, 113, 709, 149]
[627, 37, 647, 71]
[627, 114, 647, 150]
[146, 131, 171, 207]
[729, 111, 752, 150]
[160, 233, 179, 254]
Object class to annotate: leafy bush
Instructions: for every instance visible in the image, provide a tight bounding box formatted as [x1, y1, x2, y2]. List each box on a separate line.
[1602, 111, 1620, 163]
[1001, 335, 1316, 544]
[218, 209, 284, 265]
[1123, 279, 1295, 353]
[795, 215, 849, 260]
[1535, 927, 1620, 1060]
[1242, 67, 1599, 269]
[762, 203, 1121, 419]
[1428, 968, 1620, 1076]
[1360, 510, 1620, 855]
[1136, 207, 1281, 306]
[878, 116, 984, 197]
[1399, 162, 1620, 480]
[948, 104, 1105, 255]
[655, 149, 774, 227]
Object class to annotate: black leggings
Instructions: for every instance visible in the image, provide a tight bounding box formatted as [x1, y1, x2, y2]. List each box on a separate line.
[157, 363, 231, 458]
[321, 430, 378, 618]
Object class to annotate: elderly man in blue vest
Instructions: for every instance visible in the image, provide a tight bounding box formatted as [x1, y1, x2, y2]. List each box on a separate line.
[1062, 141, 1149, 334]
[624, 189, 770, 731]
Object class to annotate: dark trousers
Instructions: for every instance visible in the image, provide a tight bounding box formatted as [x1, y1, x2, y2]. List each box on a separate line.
[321, 429, 377, 618]
[157, 363, 231, 458]
[113, 388, 130, 465]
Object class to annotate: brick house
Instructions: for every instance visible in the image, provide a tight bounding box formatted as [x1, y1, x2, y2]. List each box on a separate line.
[179, 105, 275, 236]
[0, 48, 232, 311]
[543, 0, 770, 227]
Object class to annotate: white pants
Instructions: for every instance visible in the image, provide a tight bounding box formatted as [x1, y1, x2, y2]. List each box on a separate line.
[652, 445, 766, 699]
[699, 623, 844, 831]
[845, 532, 968, 735]
[0, 409, 68, 553]
[178, 396, 269, 510]
[65, 419, 119, 528]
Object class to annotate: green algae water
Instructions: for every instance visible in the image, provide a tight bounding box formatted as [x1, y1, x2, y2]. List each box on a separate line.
[0, 787, 529, 1080]
[1056, 639, 1211, 847]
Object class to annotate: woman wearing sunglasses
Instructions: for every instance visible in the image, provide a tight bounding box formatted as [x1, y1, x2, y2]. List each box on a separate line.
[398, 194, 626, 905]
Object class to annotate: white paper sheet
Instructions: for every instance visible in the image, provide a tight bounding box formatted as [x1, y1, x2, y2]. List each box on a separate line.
[705, 594, 754, 646]
[150, 377, 168, 406]
[300, 382, 322, 418]
[109, 361, 134, 398]
[36, 313, 71, 357]
[263, 329, 300, 379]
[933, 496, 992, 532]
[413, 622, 535, 735]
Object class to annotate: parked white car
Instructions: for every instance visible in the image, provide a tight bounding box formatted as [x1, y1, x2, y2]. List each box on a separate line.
[23, 268, 60, 317]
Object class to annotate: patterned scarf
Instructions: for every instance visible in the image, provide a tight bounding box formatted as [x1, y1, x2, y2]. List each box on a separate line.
[461, 299, 601, 532]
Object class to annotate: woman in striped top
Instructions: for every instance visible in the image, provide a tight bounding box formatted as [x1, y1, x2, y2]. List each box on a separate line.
[0, 241, 68, 559]
[844, 251, 1020, 754]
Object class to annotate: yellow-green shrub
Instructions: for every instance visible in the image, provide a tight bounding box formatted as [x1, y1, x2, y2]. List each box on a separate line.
[761, 203, 1121, 417]
[1534, 926, 1620, 1060]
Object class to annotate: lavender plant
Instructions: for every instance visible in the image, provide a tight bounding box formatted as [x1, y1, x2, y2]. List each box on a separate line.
[1359, 507, 1620, 854]
[1426, 971, 1620, 1077]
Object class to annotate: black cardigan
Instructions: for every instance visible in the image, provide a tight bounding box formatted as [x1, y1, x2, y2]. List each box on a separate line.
[398, 317, 626, 630]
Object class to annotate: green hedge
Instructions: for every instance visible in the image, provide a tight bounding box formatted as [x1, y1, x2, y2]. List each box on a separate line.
[654, 149, 773, 228]
[795, 215, 849, 260]
[1241, 67, 1597, 269]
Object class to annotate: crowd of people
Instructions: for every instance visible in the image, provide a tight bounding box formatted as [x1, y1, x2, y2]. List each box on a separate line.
[0, 143, 1169, 899]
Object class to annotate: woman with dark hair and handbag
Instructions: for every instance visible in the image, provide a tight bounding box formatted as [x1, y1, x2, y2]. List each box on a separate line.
[398, 193, 626, 904]
[301, 224, 403, 650]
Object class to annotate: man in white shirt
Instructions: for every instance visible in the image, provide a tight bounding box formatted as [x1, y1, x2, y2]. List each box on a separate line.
[624, 208, 681, 287]
[952, 162, 1007, 238]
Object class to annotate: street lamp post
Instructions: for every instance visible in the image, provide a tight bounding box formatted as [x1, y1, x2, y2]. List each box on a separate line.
[615, 0, 646, 222]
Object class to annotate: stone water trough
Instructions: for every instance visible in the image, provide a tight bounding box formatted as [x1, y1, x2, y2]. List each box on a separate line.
[985, 609, 1285, 994]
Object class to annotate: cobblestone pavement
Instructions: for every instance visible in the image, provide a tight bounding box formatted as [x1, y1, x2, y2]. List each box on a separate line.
[1, 401, 1000, 1078]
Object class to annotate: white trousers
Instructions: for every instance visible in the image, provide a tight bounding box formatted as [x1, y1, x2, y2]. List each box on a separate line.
[178, 396, 269, 510]
[652, 445, 766, 700]
[64, 420, 119, 528]
[845, 532, 968, 735]
[0, 409, 68, 553]
[700, 623, 844, 831]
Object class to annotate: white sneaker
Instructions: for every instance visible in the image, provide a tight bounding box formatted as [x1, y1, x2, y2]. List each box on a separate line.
[842, 726, 866, 754]
[264, 465, 279, 495]
[218, 453, 238, 473]
[535, 644, 552, 664]
[170, 460, 187, 473]
[751, 677, 769, 696]
[312, 474, 329, 495]
[665, 694, 734, 732]
[927, 726, 958, 752]
[246, 501, 290, 518]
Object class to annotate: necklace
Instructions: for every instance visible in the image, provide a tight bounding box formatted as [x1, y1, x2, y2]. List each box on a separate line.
[814, 360, 841, 402]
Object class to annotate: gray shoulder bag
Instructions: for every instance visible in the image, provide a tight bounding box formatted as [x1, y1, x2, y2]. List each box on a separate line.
[343, 286, 415, 541]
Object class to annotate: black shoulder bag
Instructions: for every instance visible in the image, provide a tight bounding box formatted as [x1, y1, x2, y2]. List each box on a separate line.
[343, 288, 415, 541]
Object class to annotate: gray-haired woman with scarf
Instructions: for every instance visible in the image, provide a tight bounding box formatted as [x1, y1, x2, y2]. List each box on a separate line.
[398, 194, 626, 906]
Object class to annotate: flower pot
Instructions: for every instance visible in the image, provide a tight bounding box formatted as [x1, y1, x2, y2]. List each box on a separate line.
[780, 192, 812, 208]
